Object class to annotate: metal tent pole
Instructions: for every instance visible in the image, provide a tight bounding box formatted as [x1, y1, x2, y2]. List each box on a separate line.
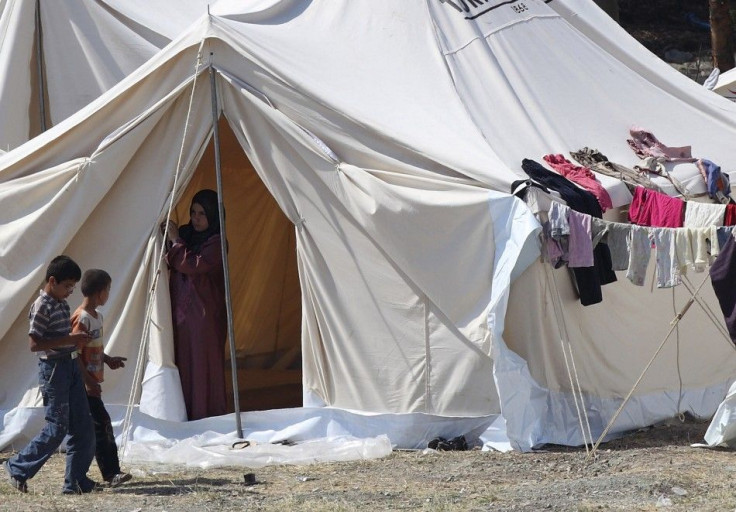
[35, 0, 47, 132]
[209, 60, 243, 439]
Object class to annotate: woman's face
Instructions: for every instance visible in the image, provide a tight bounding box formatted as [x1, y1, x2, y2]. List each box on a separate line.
[190, 203, 210, 232]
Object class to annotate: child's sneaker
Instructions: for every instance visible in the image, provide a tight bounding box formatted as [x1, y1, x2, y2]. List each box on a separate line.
[106, 472, 132, 488]
[3, 461, 28, 494]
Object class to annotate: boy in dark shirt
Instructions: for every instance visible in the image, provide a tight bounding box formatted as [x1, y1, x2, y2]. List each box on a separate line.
[4, 255, 97, 494]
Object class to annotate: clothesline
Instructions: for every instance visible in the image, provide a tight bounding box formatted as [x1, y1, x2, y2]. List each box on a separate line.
[543, 201, 734, 292]
[535, 196, 736, 458]
[521, 131, 736, 456]
[519, 143, 733, 308]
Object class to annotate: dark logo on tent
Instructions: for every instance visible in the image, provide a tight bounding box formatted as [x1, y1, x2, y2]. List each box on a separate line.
[438, 0, 553, 20]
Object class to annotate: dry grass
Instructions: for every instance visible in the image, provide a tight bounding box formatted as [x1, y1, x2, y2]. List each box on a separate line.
[2, 417, 736, 511]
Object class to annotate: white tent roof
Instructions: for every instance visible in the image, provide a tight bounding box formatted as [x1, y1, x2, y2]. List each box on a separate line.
[0, 0, 211, 151]
[1, 0, 736, 460]
[713, 66, 736, 100]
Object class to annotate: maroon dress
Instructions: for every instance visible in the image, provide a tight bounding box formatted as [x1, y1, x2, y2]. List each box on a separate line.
[166, 234, 227, 420]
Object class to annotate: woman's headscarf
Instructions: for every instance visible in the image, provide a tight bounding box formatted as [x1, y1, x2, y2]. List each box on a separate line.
[178, 189, 221, 251]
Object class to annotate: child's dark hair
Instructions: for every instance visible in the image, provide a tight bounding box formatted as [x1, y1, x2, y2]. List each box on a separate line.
[45, 255, 82, 283]
[80, 269, 112, 297]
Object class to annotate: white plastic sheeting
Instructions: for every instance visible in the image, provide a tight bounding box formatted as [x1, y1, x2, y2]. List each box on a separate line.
[703, 381, 736, 448]
[2, 405, 504, 466]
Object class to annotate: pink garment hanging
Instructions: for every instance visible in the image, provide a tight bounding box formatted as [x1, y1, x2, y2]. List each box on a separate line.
[542, 154, 613, 212]
[567, 209, 594, 268]
[627, 127, 696, 163]
[627, 186, 684, 228]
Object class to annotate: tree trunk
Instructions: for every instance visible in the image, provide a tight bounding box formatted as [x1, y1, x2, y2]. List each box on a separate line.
[711, 0, 735, 72]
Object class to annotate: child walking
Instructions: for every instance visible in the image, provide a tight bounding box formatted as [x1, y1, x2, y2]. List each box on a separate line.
[71, 269, 132, 488]
[4, 255, 97, 494]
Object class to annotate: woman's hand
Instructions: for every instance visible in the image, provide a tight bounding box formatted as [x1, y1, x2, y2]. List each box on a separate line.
[160, 220, 179, 243]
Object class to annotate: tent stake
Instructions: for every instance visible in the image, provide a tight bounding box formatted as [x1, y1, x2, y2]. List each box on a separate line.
[34, 0, 47, 132]
[210, 61, 243, 439]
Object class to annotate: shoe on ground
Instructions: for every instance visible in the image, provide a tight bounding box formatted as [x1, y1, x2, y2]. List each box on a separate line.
[447, 435, 468, 451]
[4, 461, 28, 494]
[427, 437, 451, 451]
[106, 472, 132, 488]
[63, 479, 103, 495]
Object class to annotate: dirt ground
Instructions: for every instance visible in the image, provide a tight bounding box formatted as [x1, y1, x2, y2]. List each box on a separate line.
[2, 417, 735, 511]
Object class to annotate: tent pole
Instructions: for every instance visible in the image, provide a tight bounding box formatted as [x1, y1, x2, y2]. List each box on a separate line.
[34, 0, 47, 132]
[209, 61, 243, 439]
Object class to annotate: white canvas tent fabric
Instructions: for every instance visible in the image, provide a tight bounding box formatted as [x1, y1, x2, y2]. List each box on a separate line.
[714, 67, 736, 100]
[0, 0, 211, 151]
[1, 0, 736, 462]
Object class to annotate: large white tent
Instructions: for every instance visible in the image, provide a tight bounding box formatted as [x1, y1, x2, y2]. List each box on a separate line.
[2, 0, 736, 462]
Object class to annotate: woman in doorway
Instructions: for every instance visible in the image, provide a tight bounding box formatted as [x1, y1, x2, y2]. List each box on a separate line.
[162, 189, 227, 420]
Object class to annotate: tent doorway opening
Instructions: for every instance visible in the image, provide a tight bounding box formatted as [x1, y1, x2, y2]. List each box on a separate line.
[170, 117, 303, 413]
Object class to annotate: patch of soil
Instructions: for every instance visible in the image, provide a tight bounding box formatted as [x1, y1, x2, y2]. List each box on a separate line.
[2, 417, 734, 511]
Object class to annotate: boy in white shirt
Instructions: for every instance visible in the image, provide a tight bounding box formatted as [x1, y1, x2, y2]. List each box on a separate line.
[71, 269, 131, 488]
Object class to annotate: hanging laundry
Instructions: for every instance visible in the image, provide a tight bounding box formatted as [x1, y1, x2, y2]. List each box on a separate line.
[634, 156, 666, 175]
[521, 159, 616, 306]
[567, 210, 594, 268]
[628, 186, 684, 228]
[709, 233, 736, 346]
[717, 226, 735, 248]
[591, 218, 633, 271]
[634, 156, 691, 198]
[521, 159, 602, 216]
[627, 127, 697, 163]
[569, 147, 663, 193]
[542, 154, 613, 212]
[692, 225, 720, 272]
[651, 228, 680, 288]
[725, 204, 736, 226]
[549, 201, 570, 238]
[626, 225, 652, 286]
[511, 179, 566, 216]
[542, 221, 565, 268]
[675, 228, 695, 277]
[683, 201, 726, 228]
[545, 202, 569, 268]
[517, 184, 569, 269]
[696, 159, 731, 204]
[535, 200, 729, 298]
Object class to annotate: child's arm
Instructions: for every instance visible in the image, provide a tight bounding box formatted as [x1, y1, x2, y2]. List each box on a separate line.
[28, 332, 91, 352]
[104, 354, 127, 370]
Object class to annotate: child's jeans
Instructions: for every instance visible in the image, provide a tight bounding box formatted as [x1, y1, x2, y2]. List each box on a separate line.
[87, 396, 122, 481]
[6, 356, 96, 493]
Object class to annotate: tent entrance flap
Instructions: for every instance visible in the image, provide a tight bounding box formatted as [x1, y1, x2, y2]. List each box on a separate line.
[172, 118, 302, 413]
